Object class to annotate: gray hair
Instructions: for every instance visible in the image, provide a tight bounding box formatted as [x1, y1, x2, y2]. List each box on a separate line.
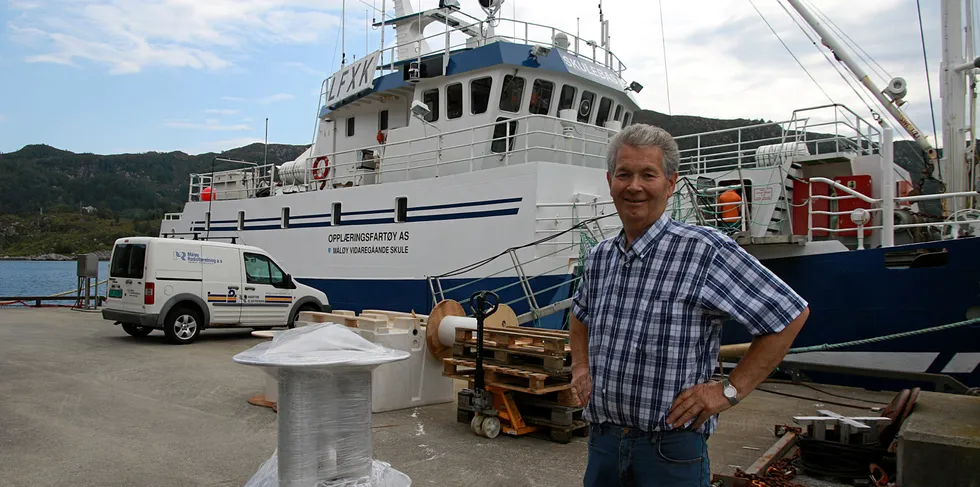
[606, 123, 681, 177]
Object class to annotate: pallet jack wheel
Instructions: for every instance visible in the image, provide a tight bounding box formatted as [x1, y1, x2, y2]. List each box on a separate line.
[471, 414, 484, 435]
[481, 416, 501, 439]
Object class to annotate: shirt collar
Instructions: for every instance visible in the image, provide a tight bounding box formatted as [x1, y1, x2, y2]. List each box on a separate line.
[615, 212, 672, 260]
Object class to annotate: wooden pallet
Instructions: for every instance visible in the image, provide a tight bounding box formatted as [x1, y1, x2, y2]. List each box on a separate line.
[511, 395, 584, 426]
[452, 342, 571, 376]
[444, 358, 570, 393]
[455, 327, 569, 356]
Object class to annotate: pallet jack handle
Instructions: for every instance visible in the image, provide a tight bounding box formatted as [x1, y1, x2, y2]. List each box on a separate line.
[469, 290, 499, 392]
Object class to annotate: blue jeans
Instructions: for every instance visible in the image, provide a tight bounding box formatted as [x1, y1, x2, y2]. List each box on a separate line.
[584, 423, 711, 487]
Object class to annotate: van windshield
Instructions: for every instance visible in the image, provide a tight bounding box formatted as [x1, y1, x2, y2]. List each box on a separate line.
[110, 243, 146, 279]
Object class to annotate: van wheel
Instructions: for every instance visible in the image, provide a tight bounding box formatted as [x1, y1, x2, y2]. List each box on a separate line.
[164, 305, 202, 345]
[122, 323, 153, 337]
[289, 304, 319, 329]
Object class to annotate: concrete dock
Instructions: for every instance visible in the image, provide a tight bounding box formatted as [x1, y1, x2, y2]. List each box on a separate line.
[0, 308, 899, 487]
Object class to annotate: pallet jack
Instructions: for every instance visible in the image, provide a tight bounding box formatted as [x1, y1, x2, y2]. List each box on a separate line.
[457, 290, 543, 439]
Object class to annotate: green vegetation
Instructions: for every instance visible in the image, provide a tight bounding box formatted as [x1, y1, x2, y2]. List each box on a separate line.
[0, 212, 160, 258]
[0, 142, 307, 258]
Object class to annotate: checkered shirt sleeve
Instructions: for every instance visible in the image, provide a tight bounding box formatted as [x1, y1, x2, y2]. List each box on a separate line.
[571, 260, 590, 326]
[700, 238, 808, 335]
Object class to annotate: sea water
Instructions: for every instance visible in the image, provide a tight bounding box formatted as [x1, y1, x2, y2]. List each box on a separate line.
[0, 261, 111, 298]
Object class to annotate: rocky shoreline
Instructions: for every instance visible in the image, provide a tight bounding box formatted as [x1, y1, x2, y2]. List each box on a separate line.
[0, 250, 112, 261]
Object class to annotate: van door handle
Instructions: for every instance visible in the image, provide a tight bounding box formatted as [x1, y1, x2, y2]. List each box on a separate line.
[228, 285, 240, 290]
[244, 286, 256, 291]
[125, 280, 133, 284]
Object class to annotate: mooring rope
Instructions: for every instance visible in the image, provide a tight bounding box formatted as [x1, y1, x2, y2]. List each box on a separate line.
[788, 317, 980, 354]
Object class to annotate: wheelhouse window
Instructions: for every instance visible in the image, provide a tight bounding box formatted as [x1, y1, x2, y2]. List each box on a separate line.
[346, 117, 355, 136]
[578, 91, 596, 123]
[471, 77, 492, 114]
[244, 252, 286, 287]
[237, 211, 245, 231]
[595, 97, 613, 126]
[558, 85, 576, 112]
[614, 105, 623, 122]
[281, 207, 290, 229]
[623, 112, 633, 126]
[529, 79, 554, 115]
[378, 110, 389, 131]
[422, 89, 439, 122]
[447, 83, 463, 119]
[499, 75, 525, 113]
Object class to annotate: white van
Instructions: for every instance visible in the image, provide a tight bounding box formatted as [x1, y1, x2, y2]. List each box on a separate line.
[102, 236, 331, 344]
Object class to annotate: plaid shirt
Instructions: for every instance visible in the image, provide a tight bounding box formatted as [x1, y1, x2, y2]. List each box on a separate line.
[572, 213, 807, 435]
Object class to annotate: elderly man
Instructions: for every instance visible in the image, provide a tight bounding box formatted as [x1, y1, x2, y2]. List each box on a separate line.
[570, 124, 809, 486]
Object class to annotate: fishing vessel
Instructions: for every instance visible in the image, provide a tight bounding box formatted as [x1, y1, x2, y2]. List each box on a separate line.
[159, 0, 980, 388]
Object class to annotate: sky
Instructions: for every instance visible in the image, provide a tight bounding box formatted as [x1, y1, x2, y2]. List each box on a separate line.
[0, 0, 962, 155]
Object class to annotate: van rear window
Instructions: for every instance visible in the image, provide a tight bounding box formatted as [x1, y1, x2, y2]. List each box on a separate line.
[110, 244, 146, 279]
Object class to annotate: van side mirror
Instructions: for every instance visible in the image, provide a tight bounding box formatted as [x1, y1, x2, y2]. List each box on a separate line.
[286, 274, 296, 289]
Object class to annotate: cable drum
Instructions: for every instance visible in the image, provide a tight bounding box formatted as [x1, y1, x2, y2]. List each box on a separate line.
[795, 436, 895, 482]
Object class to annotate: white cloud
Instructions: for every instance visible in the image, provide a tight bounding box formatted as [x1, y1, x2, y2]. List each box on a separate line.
[164, 120, 252, 131]
[221, 96, 247, 102]
[512, 0, 945, 144]
[257, 93, 295, 104]
[204, 108, 239, 115]
[280, 61, 323, 76]
[9, 0, 343, 73]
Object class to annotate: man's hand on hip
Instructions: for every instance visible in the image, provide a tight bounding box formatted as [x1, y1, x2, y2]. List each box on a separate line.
[666, 381, 731, 429]
[570, 364, 592, 407]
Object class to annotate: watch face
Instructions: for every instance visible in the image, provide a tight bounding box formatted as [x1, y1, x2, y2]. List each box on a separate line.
[724, 385, 736, 398]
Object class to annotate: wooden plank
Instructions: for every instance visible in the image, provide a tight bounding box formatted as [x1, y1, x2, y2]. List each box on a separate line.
[455, 328, 568, 355]
[444, 358, 571, 394]
[452, 343, 570, 376]
[483, 325, 570, 338]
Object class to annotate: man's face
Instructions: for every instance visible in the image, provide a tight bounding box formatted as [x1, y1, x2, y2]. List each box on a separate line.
[606, 144, 678, 234]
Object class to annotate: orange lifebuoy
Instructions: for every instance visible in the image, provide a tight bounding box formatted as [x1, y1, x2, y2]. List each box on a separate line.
[312, 156, 329, 189]
[376, 130, 386, 144]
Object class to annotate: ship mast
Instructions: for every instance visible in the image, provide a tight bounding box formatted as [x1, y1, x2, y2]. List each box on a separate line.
[940, 0, 979, 209]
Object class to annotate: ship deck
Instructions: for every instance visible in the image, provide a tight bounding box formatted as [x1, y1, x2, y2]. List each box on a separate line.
[0, 308, 898, 487]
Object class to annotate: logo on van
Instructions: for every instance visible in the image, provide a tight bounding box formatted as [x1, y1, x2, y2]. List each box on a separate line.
[174, 250, 223, 264]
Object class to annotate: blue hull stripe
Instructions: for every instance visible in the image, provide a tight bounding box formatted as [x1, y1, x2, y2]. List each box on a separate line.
[191, 208, 520, 232]
[192, 197, 523, 226]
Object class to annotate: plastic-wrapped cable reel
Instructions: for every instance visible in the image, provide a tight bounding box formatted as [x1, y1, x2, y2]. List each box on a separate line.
[234, 323, 413, 487]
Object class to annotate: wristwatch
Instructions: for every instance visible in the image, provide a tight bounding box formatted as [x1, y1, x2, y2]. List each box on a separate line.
[722, 377, 740, 406]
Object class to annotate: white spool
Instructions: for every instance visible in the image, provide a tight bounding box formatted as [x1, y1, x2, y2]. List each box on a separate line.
[236, 323, 412, 487]
[437, 316, 477, 348]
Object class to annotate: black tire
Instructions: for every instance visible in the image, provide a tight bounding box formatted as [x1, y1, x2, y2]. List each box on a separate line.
[121, 323, 153, 337]
[163, 305, 203, 345]
[289, 304, 320, 329]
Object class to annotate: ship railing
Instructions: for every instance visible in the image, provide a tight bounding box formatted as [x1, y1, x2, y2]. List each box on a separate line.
[428, 208, 619, 328]
[789, 104, 881, 157]
[290, 114, 618, 190]
[807, 177, 980, 245]
[674, 104, 881, 176]
[670, 178, 796, 236]
[371, 16, 627, 81]
[187, 163, 277, 202]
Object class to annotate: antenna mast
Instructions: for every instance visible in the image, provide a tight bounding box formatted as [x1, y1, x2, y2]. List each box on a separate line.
[785, 0, 939, 182]
[342, 0, 347, 67]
